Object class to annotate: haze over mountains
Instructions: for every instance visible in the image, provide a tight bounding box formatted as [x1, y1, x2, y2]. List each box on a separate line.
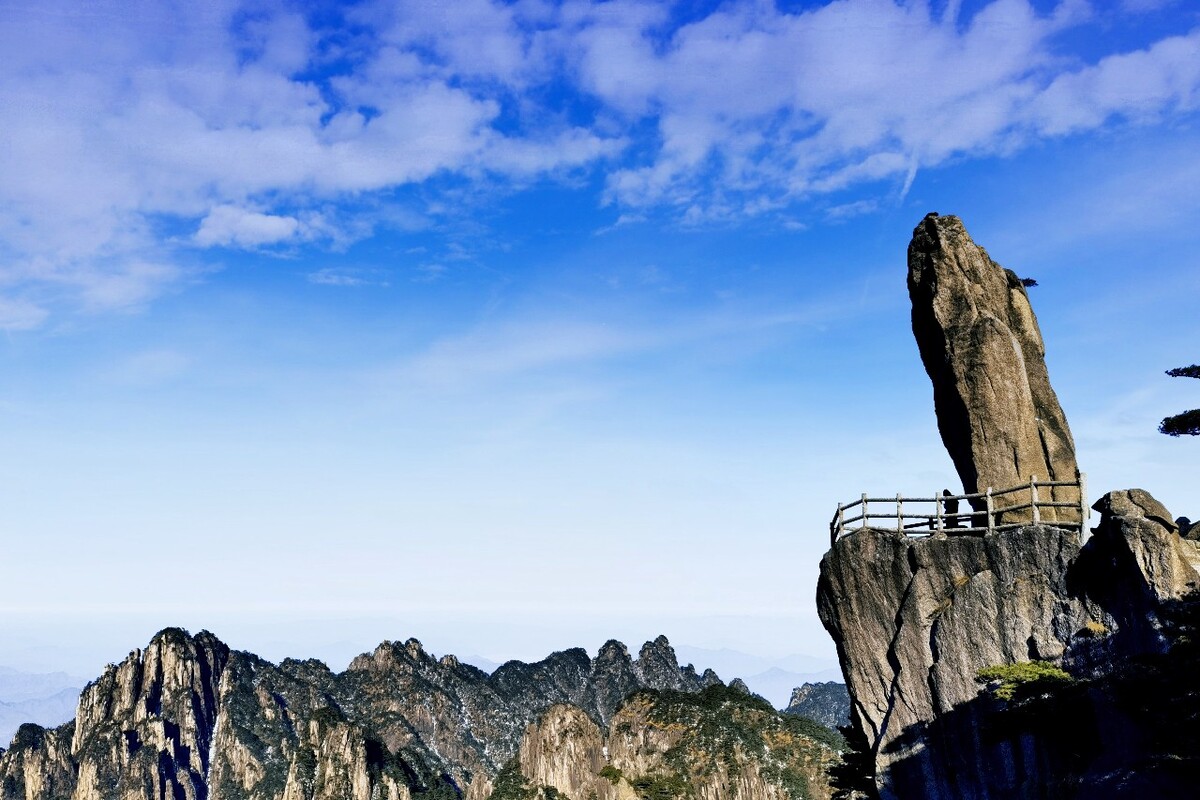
[0, 668, 84, 748]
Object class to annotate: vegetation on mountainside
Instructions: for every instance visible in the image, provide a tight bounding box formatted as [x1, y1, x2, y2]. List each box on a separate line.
[490, 758, 566, 800]
[1160, 364, 1200, 436]
[976, 661, 1073, 702]
[489, 760, 536, 800]
[598, 764, 622, 784]
[608, 683, 843, 799]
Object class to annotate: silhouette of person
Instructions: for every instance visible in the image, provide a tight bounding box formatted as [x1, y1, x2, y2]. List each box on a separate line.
[943, 489, 962, 530]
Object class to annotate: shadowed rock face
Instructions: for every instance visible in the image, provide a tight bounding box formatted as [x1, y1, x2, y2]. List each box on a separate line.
[908, 213, 1079, 522]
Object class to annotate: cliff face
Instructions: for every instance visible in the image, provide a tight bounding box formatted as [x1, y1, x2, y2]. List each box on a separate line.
[507, 686, 842, 800]
[908, 213, 1079, 521]
[70, 628, 228, 800]
[818, 490, 1200, 799]
[783, 683, 850, 731]
[0, 632, 721, 800]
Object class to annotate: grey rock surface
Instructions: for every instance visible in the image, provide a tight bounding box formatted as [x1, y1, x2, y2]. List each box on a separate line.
[908, 213, 1080, 522]
[818, 489, 1200, 799]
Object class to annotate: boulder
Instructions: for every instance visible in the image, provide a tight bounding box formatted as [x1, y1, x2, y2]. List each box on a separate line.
[908, 213, 1080, 523]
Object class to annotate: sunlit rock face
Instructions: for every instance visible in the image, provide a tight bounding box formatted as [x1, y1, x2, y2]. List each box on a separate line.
[907, 213, 1080, 523]
[817, 491, 1200, 799]
[0, 630, 722, 800]
[512, 689, 840, 800]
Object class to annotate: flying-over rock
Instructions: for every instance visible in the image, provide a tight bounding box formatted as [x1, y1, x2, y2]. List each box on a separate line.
[908, 213, 1079, 522]
[0, 631, 722, 800]
[818, 490, 1200, 799]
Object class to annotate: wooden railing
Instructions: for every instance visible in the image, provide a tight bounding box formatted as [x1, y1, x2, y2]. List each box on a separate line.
[830, 473, 1089, 546]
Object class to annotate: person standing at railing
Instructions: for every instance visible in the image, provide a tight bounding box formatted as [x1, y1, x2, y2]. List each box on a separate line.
[943, 489, 962, 530]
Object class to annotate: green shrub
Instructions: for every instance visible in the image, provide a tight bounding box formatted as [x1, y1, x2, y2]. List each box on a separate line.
[976, 661, 1073, 702]
[630, 772, 688, 800]
[490, 758, 535, 800]
[598, 765, 623, 785]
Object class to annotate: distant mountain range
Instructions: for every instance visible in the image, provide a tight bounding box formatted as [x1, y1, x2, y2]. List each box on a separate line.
[0, 667, 83, 745]
[0, 628, 845, 800]
[0, 643, 841, 748]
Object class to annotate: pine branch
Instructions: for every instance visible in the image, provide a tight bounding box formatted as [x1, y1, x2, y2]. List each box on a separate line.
[1160, 409, 1200, 437]
[1166, 365, 1200, 380]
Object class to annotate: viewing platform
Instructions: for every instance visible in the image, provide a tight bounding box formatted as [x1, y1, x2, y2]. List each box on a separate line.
[830, 474, 1090, 546]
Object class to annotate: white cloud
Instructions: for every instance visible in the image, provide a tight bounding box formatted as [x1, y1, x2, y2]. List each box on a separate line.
[1028, 29, 1200, 135]
[195, 206, 302, 248]
[402, 320, 644, 387]
[0, 0, 1197, 326]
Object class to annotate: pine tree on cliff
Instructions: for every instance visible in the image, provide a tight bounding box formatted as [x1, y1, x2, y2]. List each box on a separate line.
[1159, 365, 1200, 436]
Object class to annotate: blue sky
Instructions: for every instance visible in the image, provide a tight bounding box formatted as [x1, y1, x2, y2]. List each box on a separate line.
[1, 0, 1198, 678]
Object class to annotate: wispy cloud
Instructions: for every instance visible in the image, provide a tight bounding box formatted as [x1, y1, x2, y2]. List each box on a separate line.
[391, 291, 858, 390]
[102, 348, 191, 386]
[307, 267, 390, 287]
[400, 320, 645, 387]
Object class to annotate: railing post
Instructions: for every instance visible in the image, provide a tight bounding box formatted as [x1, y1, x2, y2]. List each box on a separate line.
[862, 493, 868, 531]
[935, 491, 943, 533]
[896, 493, 903, 535]
[986, 488, 994, 534]
[1031, 475, 1040, 524]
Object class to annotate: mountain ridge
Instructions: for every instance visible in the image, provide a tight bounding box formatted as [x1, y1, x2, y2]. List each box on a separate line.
[0, 627, 732, 800]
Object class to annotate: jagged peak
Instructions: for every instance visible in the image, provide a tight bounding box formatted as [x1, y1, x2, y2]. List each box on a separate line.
[637, 635, 677, 660]
[148, 626, 193, 647]
[596, 639, 631, 660]
[279, 656, 333, 675]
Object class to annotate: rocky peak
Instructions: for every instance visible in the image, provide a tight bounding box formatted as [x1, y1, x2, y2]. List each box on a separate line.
[594, 639, 631, 663]
[403, 638, 425, 660]
[908, 212, 1079, 521]
[64, 627, 230, 800]
[633, 635, 685, 689]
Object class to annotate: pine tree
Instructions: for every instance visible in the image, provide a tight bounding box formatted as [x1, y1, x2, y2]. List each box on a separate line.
[1159, 365, 1200, 436]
